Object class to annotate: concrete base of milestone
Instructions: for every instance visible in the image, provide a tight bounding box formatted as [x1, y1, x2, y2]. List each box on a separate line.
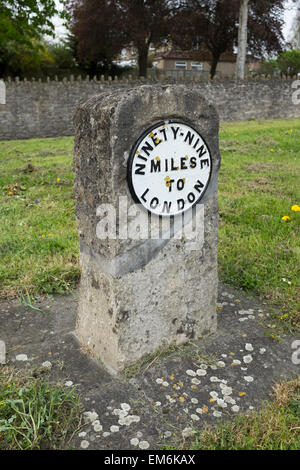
[0, 285, 299, 450]
[73, 85, 221, 373]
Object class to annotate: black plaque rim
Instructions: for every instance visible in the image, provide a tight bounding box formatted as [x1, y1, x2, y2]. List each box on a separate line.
[127, 119, 213, 217]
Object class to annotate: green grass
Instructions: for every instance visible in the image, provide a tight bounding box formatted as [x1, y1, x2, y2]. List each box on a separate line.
[173, 377, 300, 450]
[218, 119, 300, 332]
[0, 137, 80, 297]
[0, 118, 299, 331]
[0, 367, 82, 450]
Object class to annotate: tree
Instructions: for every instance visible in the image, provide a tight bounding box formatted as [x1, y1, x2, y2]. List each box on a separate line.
[66, 0, 123, 75]
[235, 0, 249, 80]
[46, 40, 76, 71]
[66, 0, 171, 77]
[290, 0, 300, 49]
[1, 40, 56, 78]
[255, 49, 300, 78]
[0, 0, 59, 47]
[170, 0, 240, 79]
[277, 49, 300, 77]
[257, 58, 279, 77]
[170, 0, 285, 78]
[118, 0, 171, 77]
[0, 0, 64, 77]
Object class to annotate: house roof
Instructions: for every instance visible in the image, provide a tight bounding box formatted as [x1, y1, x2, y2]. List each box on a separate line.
[154, 50, 258, 63]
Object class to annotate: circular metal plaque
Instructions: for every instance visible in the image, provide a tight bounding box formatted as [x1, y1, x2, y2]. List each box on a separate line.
[127, 120, 212, 216]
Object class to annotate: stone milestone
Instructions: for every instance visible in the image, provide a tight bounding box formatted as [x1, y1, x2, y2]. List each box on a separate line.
[73, 85, 221, 373]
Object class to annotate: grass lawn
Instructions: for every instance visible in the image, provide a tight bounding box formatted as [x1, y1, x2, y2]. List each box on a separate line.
[0, 367, 82, 450]
[0, 118, 299, 332]
[172, 376, 300, 450]
[0, 137, 80, 297]
[218, 119, 300, 333]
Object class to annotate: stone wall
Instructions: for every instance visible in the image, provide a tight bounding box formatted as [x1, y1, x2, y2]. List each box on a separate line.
[0, 77, 298, 140]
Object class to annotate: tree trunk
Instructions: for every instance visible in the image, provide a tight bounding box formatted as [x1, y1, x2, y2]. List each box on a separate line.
[235, 0, 249, 80]
[138, 45, 149, 78]
[210, 53, 220, 79]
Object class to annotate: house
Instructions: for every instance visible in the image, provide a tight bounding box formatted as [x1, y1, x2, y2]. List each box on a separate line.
[154, 50, 259, 79]
[114, 44, 169, 69]
[114, 47, 138, 68]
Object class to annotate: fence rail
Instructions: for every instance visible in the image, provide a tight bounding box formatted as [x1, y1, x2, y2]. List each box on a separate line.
[1, 73, 297, 84]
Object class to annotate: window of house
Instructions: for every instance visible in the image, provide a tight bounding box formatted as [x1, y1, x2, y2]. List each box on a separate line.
[175, 61, 187, 70]
[191, 62, 203, 71]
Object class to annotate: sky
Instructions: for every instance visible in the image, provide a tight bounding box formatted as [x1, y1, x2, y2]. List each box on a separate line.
[283, 0, 298, 41]
[50, 0, 299, 43]
[51, 0, 66, 40]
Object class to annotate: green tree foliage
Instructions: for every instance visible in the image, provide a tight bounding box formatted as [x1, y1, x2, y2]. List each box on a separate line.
[46, 40, 76, 70]
[257, 50, 300, 78]
[257, 58, 279, 77]
[0, 0, 59, 47]
[1, 39, 54, 78]
[277, 49, 300, 77]
[0, 0, 64, 77]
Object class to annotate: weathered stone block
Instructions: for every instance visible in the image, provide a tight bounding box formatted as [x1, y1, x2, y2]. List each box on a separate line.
[73, 85, 220, 373]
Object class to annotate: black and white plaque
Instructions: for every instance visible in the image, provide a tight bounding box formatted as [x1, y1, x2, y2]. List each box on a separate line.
[127, 120, 212, 216]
